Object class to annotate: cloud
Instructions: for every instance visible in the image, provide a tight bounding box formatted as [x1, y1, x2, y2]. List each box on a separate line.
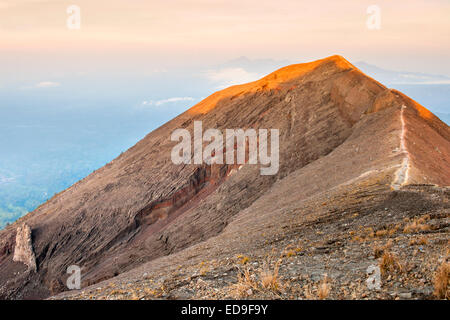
[204, 68, 262, 89]
[35, 81, 60, 88]
[0, 176, 14, 185]
[391, 80, 450, 85]
[141, 97, 195, 107]
[394, 74, 450, 84]
[20, 81, 61, 89]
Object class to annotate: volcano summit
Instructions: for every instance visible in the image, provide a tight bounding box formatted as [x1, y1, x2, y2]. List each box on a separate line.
[0, 55, 449, 300]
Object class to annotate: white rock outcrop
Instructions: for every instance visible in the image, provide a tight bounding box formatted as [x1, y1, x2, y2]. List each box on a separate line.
[13, 224, 37, 272]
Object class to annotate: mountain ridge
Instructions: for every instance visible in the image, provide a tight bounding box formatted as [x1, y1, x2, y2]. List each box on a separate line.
[0, 55, 448, 299]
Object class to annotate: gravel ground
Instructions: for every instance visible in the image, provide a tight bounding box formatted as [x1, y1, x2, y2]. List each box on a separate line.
[52, 183, 449, 300]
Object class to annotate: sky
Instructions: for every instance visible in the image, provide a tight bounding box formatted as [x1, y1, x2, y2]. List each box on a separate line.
[1, 0, 450, 228]
[1, 0, 450, 87]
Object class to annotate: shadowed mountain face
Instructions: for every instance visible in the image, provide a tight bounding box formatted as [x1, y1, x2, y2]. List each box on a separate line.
[0, 56, 449, 299]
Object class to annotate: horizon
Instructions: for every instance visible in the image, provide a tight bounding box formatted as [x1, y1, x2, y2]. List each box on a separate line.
[1, 0, 450, 82]
[1, 0, 449, 228]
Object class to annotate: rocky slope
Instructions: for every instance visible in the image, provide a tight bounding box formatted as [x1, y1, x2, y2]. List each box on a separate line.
[54, 184, 449, 300]
[0, 55, 448, 299]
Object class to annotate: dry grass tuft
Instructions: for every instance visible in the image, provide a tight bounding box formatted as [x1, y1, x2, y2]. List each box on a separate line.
[237, 254, 250, 265]
[409, 236, 428, 246]
[373, 245, 384, 259]
[303, 284, 315, 299]
[375, 229, 388, 237]
[433, 261, 449, 299]
[403, 216, 431, 234]
[198, 261, 210, 275]
[229, 268, 257, 298]
[379, 250, 403, 276]
[285, 248, 302, 257]
[229, 257, 284, 298]
[373, 240, 393, 259]
[388, 224, 400, 236]
[317, 274, 331, 300]
[260, 259, 283, 292]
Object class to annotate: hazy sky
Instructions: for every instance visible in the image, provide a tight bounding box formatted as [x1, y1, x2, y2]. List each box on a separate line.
[1, 0, 450, 84]
[1, 0, 449, 228]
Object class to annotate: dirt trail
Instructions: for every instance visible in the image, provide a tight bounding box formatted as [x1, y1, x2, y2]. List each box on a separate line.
[392, 105, 410, 190]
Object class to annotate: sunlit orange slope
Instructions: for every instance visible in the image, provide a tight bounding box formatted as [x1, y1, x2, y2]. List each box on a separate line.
[189, 55, 358, 114]
[189, 55, 444, 132]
